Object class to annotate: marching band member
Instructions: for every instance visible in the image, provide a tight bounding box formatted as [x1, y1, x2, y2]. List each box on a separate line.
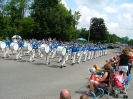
[12, 37, 17, 42]
[26, 39, 32, 54]
[36, 40, 42, 58]
[100, 45, 103, 56]
[98, 45, 101, 57]
[29, 39, 38, 62]
[65, 43, 71, 61]
[1, 35, 110, 67]
[83, 45, 88, 62]
[57, 43, 64, 63]
[59, 45, 67, 68]
[60, 43, 71, 68]
[71, 43, 78, 65]
[94, 45, 98, 59]
[3, 36, 11, 58]
[96, 45, 99, 58]
[77, 45, 84, 64]
[97, 45, 100, 57]
[97, 46, 100, 57]
[50, 43, 57, 59]
[87, 45, 92, 61]
[53, 41, 59, 58]
[90, 45, 94, 60]
[49, 41, 53, 56]
[38, 40, 44, 58]
[44, 41, 51, 65]
[15, 37, 24, 60]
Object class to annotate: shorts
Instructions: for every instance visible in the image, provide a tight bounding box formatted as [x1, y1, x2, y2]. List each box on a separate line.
[118, 66, 128, 72]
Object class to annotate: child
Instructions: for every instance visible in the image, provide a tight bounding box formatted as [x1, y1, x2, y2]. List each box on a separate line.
[80, 95, 89, 99]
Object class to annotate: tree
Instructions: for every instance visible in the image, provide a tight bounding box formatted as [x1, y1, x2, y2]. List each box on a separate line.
[77, 28, 88, 40]
[2, 0, 29, 37]
[121, 36, 129, 43]
[19, 16, 34, 39]
[73, 11, 81, 39]
[128, 39, 133, 46]
[30, 0, 75, 40]
[89, 17, 107, 42]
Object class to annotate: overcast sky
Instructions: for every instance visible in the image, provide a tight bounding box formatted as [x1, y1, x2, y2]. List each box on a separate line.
[61, 0, 133, 39]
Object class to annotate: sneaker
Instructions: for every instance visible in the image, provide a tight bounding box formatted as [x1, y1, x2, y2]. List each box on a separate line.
[63, 65, 66, 67]
[86, 91, 92, 96]
[32, 60, 35, 62]
[71, 63, 75, 65]
[77, 62, 80, 64]
[86, 84, 90, 88]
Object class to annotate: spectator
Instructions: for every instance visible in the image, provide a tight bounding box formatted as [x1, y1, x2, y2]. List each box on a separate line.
[60, 89, 71, 99]
[86, 63, 112, 95]
[80, 95, 89, 99]
[117, 48, 130, 79]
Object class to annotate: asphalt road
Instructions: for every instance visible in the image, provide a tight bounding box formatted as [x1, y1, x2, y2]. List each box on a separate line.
[0, 48, 133, 99]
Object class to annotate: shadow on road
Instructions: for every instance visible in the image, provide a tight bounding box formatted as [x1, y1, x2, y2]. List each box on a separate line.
[48, 65, 61, 68]
[17, 60, 27, 62]
[75, 91, 86, 94]
[4, 58, 15, 60]
[32, 62, 46, 66]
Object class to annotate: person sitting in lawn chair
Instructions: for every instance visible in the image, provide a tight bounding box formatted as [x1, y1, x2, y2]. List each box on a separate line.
[86, 63, 112, 95]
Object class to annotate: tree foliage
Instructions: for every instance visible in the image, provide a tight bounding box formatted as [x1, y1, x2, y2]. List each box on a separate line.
[0, 0, 132, 46]
[30, 0, 75, 40]
[89, 17, 107, 42]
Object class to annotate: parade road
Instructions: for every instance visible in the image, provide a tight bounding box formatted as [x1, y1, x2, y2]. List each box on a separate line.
[0, 48, 133, 99]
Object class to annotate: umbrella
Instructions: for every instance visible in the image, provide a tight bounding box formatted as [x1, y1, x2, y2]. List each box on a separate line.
[76, 38, 87, 41]
[12, 35, 21, 39]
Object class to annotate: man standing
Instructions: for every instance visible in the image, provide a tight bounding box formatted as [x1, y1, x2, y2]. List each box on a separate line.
[3, 36, 11, 58]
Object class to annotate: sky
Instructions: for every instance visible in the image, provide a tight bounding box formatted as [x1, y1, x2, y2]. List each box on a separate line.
[61, 0, 133, 39]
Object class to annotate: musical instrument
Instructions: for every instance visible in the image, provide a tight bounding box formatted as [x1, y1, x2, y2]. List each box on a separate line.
[23, 42, 33, 51]
[10, 42, 19, 50]
[56, 46, 66, 56]
[40, 44, 50, 53]
[0, 41, 6, 49]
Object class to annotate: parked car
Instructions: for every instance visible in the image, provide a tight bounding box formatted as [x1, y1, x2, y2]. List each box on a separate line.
[108, 43, 115, 49]
[114, 44, 120, 48]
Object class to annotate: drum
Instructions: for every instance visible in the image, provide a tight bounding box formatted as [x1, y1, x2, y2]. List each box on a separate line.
[23, 42, 33, 51]
[56, 46, 66, 56]
[0, 41, 6, 49]
[10, 42, 19, 50]
[40, 44, 50, 53]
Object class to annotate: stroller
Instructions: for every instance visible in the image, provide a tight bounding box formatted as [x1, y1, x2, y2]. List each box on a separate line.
[107, 61, 132, 98]
[87, 63, 131, 99]
[109, 71, 129, 98]
[87, 68, 112, 99]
